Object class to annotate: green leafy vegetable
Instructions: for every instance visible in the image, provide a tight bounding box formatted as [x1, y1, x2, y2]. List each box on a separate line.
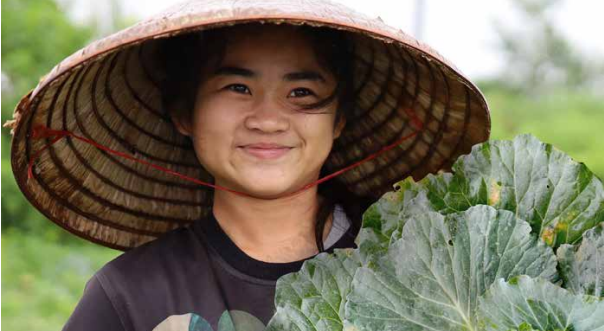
[267, 250, 362, 331]
[361, 134, 604, 248]
[268, 135, 604, 331]
[268, 206, 557, 331]
[478, 276, 604, 331]
[557, 224, 604, 297]
[357, 183, 433, 248]
[346, 206, 556, 331]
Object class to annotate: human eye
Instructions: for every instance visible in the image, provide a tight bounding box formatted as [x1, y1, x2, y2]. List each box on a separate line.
[225, 84, 251, 95]
[288, 88, 316, 98]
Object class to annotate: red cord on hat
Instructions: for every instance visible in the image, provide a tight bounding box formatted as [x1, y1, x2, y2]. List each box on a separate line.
[27, 111, 423, 198]
[27, 125, 249, 197]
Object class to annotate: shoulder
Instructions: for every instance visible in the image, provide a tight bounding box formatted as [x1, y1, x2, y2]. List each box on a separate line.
[114, 225, 199, 264]
[88, 224, 214, 325]
[96, 224, 210, 288]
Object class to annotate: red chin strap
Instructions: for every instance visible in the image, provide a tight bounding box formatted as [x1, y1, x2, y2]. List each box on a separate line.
[27, 109, 423, 199]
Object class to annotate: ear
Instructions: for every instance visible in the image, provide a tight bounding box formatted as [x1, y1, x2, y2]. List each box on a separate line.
[170, 111, 192, 137]
[333, 115, 346, 140]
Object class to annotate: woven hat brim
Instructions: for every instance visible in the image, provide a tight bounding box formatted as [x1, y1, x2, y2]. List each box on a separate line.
[7, 0, 490, 250]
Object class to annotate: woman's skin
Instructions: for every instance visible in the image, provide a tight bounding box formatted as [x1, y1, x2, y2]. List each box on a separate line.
[172, 24, 347, 263]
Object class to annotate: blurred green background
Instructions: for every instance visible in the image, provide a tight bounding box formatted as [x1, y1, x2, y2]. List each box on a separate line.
[1, 0, 603, 330]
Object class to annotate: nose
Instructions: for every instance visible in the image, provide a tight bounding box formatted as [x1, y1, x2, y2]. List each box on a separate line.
[244, 97, 290, 133]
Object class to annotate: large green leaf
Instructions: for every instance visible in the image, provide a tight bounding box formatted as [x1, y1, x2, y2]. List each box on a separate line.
[357, 181, 434, 248]
[269, 205, 557, 331]
[269, 134, 604, 331]
[365, 134, 604, 248]
[557, 224, 604, 297]
[266, 235, 394, 331]
[344, 206, 557, 331]
[478, 276, 604, 331]
[266, 249, 363, 331]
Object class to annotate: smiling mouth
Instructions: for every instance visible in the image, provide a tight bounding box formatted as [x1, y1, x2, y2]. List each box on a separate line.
[238, 146, 293, 159]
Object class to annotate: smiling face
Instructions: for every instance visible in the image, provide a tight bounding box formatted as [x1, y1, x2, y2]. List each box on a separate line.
[172, 25, 346, 199]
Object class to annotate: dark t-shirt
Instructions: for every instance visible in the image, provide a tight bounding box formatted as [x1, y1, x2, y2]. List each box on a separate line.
[62, 206, 357, 331]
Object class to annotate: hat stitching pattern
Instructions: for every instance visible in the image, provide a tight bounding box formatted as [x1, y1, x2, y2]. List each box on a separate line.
[124, 47, 168, 119]
[92, 55, 198, 168]
[24, 66, 208, 244]
[63, 67, 202, 206]
[70, 68, 208, 193]
[107, 52, 189, 149]
[74, 59, 208, 189]
[333, 42, 424, 190]
[44, 72, 194, 229]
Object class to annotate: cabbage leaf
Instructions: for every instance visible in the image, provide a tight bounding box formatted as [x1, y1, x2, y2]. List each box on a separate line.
[557, 224, 604, 297]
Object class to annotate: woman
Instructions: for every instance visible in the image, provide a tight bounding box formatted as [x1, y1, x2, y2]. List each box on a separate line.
[4, 0, 490, 330]
[161, 23, 367, 263]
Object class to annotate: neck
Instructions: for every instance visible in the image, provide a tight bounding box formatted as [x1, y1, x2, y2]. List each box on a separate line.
[211, 186, 333, 263]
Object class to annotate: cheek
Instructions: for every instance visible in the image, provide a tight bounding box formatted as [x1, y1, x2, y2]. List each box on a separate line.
[300, 115, 337, 155]
[190, 99, 240, 161]
[194, 94, 243, 134]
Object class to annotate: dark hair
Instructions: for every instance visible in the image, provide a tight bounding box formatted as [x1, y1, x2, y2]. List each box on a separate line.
[158, 23, 373, 253]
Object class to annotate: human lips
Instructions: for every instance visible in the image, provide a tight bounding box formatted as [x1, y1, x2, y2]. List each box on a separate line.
[238, 143, 293, 159]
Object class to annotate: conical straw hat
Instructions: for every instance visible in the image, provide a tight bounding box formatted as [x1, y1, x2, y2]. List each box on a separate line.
[4, 0, 490, 250]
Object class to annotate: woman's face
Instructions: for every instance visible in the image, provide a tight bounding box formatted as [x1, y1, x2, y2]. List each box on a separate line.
[173, 25, 345, 199]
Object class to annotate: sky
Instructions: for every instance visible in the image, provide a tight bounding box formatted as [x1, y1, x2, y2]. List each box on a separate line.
[64, 0, 604, 81]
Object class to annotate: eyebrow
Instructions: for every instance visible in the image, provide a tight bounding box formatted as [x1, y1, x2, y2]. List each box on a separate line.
[212, 66, 327, 83]
[213, 66, 255, 78]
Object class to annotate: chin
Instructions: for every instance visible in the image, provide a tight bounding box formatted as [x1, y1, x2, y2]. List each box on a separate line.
[234, 175, 302, 199]
[241, 182, 297, 199]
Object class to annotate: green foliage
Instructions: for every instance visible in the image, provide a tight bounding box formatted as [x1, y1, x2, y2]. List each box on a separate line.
[1, 5, 119, 329]
[479, 276, 604, 331]
[360, 134, 604, 249]
[1, 230, 119, 331]
[345, 206, 558, 331]
[557, 224, 604, 297]
[1, 0, 94, 240]
[268, 135, 604, 331]
[1, 0, 94, 94]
